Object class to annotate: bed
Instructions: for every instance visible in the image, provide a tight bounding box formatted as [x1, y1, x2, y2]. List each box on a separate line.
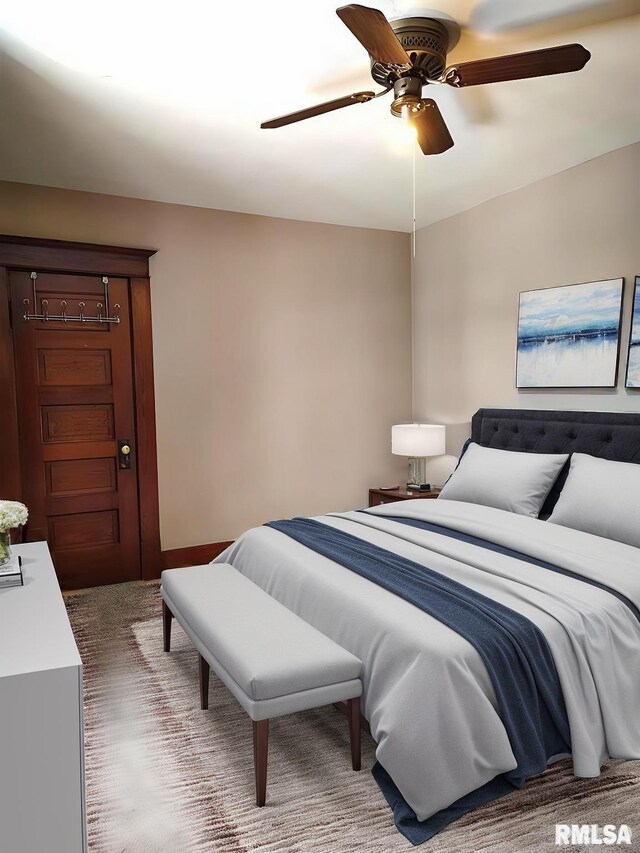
[215, 408, 640, 843]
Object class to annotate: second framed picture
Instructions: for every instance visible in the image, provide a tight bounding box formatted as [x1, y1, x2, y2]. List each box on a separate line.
[516, 278, 624, 389]
[625, 276, 640, 389]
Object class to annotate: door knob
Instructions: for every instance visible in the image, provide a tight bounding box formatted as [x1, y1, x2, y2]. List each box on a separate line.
[118, 439, 132, 469]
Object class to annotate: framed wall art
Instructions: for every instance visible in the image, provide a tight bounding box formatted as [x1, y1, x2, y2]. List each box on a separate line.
[625, 276, 640, 389]
[516, 278, 624, 389]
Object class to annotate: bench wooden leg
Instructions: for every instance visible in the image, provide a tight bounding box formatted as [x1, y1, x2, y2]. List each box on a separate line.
[162, 599, 173, 652]
[199, 655, 210, 711]
[253, 719, 269, 807]
[347, 697, 361, 771]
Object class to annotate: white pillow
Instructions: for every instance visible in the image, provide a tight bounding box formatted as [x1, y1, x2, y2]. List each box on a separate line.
[548, 453, 640, 548]
[438, 442, 568, 518]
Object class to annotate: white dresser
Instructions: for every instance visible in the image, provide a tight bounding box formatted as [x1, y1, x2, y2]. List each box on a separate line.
[0, 541, 87, 853]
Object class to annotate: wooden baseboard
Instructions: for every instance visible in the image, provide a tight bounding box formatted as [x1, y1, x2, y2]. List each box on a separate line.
[160, 541, 234, 573]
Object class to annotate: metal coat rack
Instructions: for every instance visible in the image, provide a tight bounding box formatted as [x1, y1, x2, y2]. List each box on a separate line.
[22, 272, 121, 324]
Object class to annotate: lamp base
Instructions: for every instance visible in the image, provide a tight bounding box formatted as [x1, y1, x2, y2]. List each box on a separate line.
[407, 458, 429, 492]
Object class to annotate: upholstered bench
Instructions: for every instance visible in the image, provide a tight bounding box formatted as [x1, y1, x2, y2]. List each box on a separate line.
[160, 564, 363, 806]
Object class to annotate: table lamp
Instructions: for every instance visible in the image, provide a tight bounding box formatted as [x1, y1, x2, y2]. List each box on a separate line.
[391, 423, 446, 491]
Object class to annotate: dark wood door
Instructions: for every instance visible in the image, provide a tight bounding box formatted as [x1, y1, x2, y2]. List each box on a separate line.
[10, 270, 141, 588]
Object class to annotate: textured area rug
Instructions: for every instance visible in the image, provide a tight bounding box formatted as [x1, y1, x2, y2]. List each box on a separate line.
[65, 581, 640, 852]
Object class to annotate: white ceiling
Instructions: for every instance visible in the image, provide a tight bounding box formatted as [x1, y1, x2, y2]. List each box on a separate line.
[1, 0, 639, 232]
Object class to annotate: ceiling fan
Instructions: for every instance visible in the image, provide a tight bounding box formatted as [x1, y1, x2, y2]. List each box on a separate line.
[260, 3, 592, 155]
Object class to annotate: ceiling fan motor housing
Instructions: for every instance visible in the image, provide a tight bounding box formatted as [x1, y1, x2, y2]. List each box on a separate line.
[370, 17, 450, 85]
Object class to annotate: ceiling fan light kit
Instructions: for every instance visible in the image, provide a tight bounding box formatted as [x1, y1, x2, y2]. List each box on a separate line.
[390, 76, 423, 117]
[260, 3, 591, 156]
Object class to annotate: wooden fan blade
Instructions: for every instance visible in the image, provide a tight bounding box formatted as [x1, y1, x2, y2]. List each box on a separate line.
[444, 44, 591, 87]
[336, 4, 410, 67]
[412, 100, 454, 155]
[260, 91, 375, 129]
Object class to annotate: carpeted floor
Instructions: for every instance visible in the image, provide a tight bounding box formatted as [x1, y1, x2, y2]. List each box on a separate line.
[65, 581, 640, 852]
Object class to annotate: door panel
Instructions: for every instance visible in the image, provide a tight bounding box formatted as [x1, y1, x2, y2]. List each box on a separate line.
[46, 458, 117, 497]
[48, 510, 119, 551]
[38, 349, 113, 386]
[10, 270, 141, 588]
[41, 404, 115, 443]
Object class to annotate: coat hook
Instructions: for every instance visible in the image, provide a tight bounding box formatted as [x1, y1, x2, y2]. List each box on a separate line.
[21, 283, 120, 324]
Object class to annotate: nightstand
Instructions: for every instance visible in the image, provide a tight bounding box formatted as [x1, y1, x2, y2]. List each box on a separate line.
[368, 486, 441, 507]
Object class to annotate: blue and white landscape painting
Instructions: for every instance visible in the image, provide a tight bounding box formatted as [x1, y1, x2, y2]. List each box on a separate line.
[517, 279, 623, 388]
[626, 279, 640, 388]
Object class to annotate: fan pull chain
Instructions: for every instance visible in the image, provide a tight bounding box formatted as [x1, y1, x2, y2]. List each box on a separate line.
[412, 141, 416, 259]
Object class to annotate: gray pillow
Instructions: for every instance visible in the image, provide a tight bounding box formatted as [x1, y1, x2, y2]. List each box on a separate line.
[438, 442, 568, 518]
[548, 453, 640, 548]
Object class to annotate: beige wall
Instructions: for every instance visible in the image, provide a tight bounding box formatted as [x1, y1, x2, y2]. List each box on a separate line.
[413, 142, 640, 485]
[0, 182, 412, 549]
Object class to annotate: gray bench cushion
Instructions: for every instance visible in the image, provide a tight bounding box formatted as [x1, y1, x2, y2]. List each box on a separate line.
[161, 565, 362, 702]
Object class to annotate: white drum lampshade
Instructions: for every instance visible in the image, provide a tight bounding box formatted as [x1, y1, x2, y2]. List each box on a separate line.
[392, 424, 446, 457]
[391, 424, 446, 490]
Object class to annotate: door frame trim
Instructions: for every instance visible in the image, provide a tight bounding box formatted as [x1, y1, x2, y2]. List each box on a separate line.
[0, 234, 162, 580]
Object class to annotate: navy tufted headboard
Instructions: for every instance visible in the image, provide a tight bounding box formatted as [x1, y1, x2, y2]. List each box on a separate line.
[470, 408, 640, 515]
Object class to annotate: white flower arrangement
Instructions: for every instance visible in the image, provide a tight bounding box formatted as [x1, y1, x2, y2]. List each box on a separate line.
[0, 500, 29, 533]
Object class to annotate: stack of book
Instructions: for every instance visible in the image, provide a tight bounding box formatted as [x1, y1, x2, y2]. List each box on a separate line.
[0, 555, 23, 589]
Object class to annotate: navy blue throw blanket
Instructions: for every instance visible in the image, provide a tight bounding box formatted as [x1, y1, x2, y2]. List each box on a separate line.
[266, 517, 571, 845]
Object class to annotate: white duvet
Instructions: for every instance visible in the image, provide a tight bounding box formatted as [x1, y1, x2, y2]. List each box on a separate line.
[214, 499, 640, 822]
